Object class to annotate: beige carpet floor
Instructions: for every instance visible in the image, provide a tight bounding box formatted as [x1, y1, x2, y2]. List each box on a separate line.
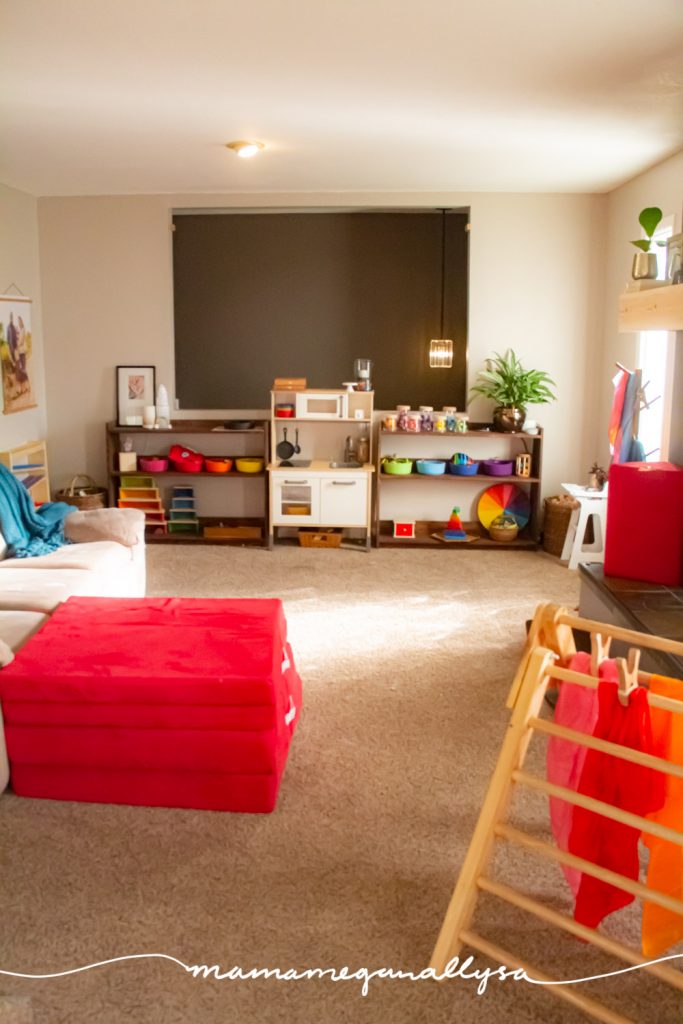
[0, 547, 680, 1023]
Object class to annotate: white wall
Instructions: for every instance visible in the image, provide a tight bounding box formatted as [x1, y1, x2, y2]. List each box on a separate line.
[601, 150, 683, 464]
[0, 183, 48, 451]
[38, 191, 606, 511]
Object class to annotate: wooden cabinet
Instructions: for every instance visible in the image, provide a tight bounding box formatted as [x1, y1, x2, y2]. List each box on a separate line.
[271, 470, 368, 529]
[268, 389, 374, 547]
[0, 439, 50, 505]
[105, 420, 269, 545]
[374, 425, 543, 548]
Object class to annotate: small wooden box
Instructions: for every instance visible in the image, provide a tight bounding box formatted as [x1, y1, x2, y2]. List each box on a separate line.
[274, 378, 307, 391]
[118, 452, 138, 472]
[393, 521, 415, 539]
[515, 453, 532, 478]
[203, 525, 262, 539]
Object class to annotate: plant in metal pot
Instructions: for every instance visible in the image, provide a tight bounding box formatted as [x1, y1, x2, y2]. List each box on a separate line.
[469, 349, 557, 432]
[631, 207, 666, 280]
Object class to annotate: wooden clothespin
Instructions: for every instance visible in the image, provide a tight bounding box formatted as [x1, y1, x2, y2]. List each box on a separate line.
[616, 648, 641, 706]
[590, 632, 612, 677]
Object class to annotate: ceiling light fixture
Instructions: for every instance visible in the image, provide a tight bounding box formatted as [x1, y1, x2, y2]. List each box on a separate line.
[429, 209, 454, 369]
[226, 140, 265, 159]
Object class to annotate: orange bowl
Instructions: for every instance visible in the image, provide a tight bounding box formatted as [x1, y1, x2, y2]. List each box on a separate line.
[205, 457, 233, 474]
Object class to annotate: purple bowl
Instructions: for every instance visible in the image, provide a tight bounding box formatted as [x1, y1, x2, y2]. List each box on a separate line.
[482, 458, 514, 476]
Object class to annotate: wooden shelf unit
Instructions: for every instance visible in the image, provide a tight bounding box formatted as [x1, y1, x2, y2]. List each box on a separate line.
[105, 420, 270, 545]
[374, 424, 543, 549]
[618, 282, 683, 332]
[0, 439, 50, 505]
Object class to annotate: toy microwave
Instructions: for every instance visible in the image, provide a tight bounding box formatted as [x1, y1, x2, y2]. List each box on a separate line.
[294, 391, 348, 419]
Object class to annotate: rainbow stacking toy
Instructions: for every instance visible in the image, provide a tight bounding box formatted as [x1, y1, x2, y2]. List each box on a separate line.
[443, 506, 467, 540]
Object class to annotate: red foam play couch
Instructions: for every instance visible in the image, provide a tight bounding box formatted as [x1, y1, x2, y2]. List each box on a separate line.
[0, 597, 302, 813]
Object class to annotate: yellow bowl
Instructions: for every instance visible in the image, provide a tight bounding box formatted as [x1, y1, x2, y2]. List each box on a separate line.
[235, 457, 264, 474]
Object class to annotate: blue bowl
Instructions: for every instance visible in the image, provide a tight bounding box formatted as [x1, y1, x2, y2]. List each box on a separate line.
[416, 459, 446, 476]
[447, 460, 479, 475]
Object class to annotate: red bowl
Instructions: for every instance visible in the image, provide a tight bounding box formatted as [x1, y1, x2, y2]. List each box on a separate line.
[274, 404, 295, 418]
[168, 444, 204, 473]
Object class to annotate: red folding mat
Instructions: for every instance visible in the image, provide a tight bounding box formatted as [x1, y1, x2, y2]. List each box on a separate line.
[0, 597, 302, 813]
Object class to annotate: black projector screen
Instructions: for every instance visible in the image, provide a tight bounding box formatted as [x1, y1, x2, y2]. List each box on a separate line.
[172, 210, 468, 410]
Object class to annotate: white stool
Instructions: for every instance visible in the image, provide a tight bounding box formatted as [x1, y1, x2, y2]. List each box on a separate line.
[559, 483, 608, 571]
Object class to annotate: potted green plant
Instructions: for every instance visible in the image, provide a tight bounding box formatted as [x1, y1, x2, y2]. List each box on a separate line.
[631, 207, 666, 280]
[469, 349, 557, 432]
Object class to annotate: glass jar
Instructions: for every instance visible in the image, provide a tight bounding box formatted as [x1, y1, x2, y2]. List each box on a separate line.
[443, 406, 457, 432]
[406, 409, 421, 432]
[456, 414, 470, 433]
[396, 405, 410, 431]
[383, 413, 398, 432]
[433, 410, 447, 433]
[419, 406, 434, 432]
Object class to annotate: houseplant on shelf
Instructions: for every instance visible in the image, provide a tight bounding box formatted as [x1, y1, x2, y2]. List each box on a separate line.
[469, 349, 557, 432]
[631, 206, 665, 280]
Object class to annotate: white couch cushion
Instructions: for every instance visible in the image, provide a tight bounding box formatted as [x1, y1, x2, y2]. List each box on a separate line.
[0, 567, 113, 613]
[0, 609, 47, 651]
[0, 540, 134, 574]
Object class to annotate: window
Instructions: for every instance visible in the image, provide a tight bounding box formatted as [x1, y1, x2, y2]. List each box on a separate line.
[636, 216, 675, 460]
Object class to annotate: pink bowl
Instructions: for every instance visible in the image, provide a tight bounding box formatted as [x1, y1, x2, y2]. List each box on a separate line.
[138, 456, 169, 472]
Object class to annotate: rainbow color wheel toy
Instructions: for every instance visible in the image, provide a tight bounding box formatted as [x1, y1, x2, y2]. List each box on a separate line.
[477, 483, 531, 530]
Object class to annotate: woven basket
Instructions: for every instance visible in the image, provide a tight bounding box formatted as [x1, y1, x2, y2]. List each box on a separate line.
[298, 529, 343, 548]
[543, 494, 579, 557]
[55, 475, 107, 511]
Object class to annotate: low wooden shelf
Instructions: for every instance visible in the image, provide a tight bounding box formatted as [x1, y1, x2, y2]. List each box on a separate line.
[374, 424, 543, 548]
[378, 519, 539, 549]
[105, 420, 269, 545]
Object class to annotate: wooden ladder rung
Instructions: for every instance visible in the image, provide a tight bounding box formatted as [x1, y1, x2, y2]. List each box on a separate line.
[530, 717, 683, 780]
[459, 929, 638, 1024]
[497, 824, 683, 918]
[512, 769, 683, 849]
[477, 876, 683, 992]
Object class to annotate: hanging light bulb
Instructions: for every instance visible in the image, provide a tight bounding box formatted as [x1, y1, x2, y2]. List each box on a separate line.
[429, 209, 453, 368]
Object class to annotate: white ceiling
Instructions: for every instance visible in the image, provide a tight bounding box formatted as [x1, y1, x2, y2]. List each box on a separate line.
[1, 0, 682, 197]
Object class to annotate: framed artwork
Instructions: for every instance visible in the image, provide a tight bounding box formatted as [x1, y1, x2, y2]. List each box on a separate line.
[0, 295, 37, 415]
[666, 232, 682, 284]
[116, 365, 156, 426]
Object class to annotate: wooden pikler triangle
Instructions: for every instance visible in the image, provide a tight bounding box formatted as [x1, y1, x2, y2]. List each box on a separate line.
[431, 603, 683, 1024]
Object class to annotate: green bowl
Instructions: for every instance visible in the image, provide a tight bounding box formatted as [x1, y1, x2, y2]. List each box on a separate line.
[382, 457, 413, 475]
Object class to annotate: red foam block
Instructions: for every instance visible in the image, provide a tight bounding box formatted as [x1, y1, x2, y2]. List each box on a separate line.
[604, 462, 683, 586]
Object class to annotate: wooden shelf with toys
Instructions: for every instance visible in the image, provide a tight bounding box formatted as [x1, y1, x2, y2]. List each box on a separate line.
[374, 423, 543, 549]
[105, 420, 270, 545]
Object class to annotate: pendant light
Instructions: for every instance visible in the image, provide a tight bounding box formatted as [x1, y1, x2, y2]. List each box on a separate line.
[429, 209, 453, 368]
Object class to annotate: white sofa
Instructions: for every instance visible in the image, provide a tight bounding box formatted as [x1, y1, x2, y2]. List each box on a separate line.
[0, 507, 146, 644]
[0, 506, 146, 791]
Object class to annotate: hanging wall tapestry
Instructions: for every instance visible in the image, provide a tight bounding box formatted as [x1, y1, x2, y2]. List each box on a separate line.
[0, 295, 36, 415]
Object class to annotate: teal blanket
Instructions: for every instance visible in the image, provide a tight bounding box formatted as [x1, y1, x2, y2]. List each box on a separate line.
[0, 463, 74, 558]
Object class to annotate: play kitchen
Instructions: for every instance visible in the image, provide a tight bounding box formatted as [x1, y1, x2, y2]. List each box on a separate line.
[268, 385, 375, 549]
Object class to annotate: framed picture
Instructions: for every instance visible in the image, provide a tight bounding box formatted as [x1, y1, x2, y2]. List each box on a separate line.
[0, 295, 37, 415]
[666, 232, 682, 284]
[116, 365, 156, 426]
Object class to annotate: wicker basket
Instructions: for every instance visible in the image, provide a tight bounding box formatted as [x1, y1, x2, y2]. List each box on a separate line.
[298, 529, 343, 548]
[543, 494, 579, 557]
[55, 475, 107, 511]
